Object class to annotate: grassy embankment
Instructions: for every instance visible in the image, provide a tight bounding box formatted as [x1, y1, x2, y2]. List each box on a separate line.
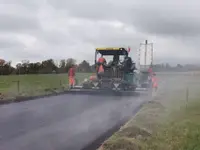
[99, 73, 200, 150]
[0, 73, 91, 100]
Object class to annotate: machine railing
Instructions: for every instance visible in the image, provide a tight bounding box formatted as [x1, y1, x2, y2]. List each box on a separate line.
[103, 67, 123, 79]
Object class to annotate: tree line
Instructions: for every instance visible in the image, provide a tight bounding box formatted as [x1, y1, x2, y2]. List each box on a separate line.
[152, 63, 200, 72]
[0, 58, 199, 75]
[0, 58, 95, 75]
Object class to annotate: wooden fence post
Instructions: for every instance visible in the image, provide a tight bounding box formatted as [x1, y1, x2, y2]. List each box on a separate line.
[186, 87, 189, 108]
[60, 80, 62, 86]
[17, 80, 20, 94]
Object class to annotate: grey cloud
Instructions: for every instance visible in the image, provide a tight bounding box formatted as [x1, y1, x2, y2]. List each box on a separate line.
[131, 7, 200, 37]
[48, 0, 200, 37]
[65, 21, 145, 64]
[0, 36, 42, 61]
[38, 31, 77, 46]
[1, 0, 200, 64]
[1, 0, 42, 10]
[0, 14, 41, 33]
[78, 28, 143, 48]
[1, 48, 46, 63]
[47, 0, 132, 22]
[0, 37, 25, 49]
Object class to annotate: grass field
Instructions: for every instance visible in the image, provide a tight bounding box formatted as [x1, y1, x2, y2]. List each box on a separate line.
[99, 72, 200, 150]
[0, 73, 92, 99]
[142, 100, 200, 150]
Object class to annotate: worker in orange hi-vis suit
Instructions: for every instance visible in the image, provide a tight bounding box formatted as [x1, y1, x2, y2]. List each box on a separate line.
[89, 74, 97, 81]
[151, 73, 158, 92]
[98, 55, 106, 64]
[148, 67, 153, 75]
[68, 65, 76, 88]
[97, 55, 106, 78]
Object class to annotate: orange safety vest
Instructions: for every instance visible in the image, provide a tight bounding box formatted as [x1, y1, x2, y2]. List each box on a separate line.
[152, 76, 158, 88]
[68, 67, 75, 86]
[69, 76, 75, 85]
[68, 67, 75, 77]
[148, 68, 153, 74]
[98, 64, 104, 73]
[98, 57, 106, 63]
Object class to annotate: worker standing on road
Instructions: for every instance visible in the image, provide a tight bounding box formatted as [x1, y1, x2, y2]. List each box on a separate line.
[148, 67, 153, 75]
[68, 64, 76, 88]
[151, 73, 158, 92]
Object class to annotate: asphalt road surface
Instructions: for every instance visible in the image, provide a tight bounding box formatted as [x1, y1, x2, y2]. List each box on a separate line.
[0, 93, 148, 150]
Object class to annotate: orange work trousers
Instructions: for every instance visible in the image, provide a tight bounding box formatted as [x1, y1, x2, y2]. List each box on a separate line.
[69, 76, 75, 86]
[152, 79, 158, 92]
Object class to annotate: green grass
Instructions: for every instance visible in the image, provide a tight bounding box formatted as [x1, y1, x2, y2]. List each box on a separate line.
[100, 100, 200, 150]
[99, 73, 200, 150]
[143, 100, 200, 150]
[99, 101, 164, 150]
[0, 73, 92, 99]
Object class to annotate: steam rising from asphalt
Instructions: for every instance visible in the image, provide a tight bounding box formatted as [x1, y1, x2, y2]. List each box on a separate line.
[60, 94, 147, 149]
[0, 91, 148, 150]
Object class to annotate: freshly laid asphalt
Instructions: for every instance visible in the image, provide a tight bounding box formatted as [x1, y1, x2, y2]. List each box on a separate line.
[0, 92, 148, 150]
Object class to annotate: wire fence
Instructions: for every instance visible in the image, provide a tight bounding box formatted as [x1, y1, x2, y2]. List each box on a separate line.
[0, 73, 92, 100]
[0, 80, 68, 100]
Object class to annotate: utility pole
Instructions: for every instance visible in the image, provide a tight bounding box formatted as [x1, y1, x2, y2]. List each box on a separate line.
[144, 40, 148, 66]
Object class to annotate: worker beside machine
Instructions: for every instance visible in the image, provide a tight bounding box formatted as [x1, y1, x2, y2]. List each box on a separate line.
[151, 72, 158, 92]
[121, 55, 135, 73]
[109, 54, 120, 66]
[68, 64, 76, 88]
[96, 48, 136, 79]
[96, 55, 107, 79]
[98, 55, 106, 64]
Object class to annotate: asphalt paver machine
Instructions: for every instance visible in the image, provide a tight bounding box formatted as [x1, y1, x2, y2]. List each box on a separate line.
[70, 47, 138, 95]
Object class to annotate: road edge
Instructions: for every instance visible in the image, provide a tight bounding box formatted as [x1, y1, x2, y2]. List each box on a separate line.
[0, 89, 73, 105]
[81, 100, 148, 150]
[97, 98, 165, 150]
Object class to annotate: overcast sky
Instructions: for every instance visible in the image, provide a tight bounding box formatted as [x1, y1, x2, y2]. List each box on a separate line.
[0, 0, 200, 66]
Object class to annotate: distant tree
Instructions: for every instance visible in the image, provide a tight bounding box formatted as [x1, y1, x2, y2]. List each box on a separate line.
[58, 59, 66, 73]
[59, 59, 66, 68]
[90, 64, 96, 72]
[77, 60, 91, 72]
[0, 60, 14, 75]
[0, 59, 6, 75]
[176, 64, 183, 68]
[65, 58, 76, 72]
[165, 63, 171, 69]
[21, 60, 30, 74]
[0, 59, 5, 66]
[6, 58, 199, 75]
[40, 59, 57, 74]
